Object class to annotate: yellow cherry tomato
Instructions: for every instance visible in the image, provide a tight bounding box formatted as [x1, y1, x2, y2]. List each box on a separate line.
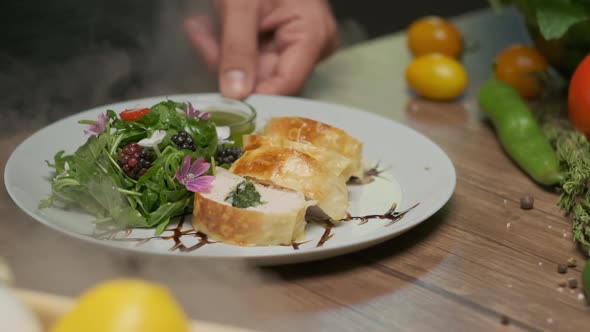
[406, 53, 468, 101]
[407, 16, 463, 58]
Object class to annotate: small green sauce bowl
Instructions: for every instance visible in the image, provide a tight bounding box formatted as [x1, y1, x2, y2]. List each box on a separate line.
[194, 96, 257, 146]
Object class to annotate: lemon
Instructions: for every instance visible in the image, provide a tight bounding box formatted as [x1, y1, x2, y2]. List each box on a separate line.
[51, 279, 189, 332]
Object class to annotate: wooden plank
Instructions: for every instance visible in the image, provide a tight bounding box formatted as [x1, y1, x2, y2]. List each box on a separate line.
[404, 100, 568, 221]
[435, 226, 587, 310]
[405, 103, 583, 263]
[348, 219, 590, 331]
[272, 257, 529, 331]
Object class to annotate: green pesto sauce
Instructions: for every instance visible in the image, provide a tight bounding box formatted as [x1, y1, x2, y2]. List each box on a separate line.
[225, 180, 264, 209]
[208, 110, 256, 146]
[209, 111, 247, 126]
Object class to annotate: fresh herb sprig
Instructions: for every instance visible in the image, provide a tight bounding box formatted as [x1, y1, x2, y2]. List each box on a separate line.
[543, 120, 590, 255]
[225, 180, 264, 209]
[536, 98, 590, 255]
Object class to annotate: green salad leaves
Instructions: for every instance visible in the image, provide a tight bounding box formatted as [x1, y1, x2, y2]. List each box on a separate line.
[40, 100, 219, 234]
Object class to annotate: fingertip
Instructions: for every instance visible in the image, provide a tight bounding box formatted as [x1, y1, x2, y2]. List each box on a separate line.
[220, 69, 254, 100]
[218, 1, 259, 99]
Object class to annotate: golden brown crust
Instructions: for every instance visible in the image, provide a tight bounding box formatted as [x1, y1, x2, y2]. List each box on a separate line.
[193, 192, 311, 246]
[262, 117, 363, 177]
[231, 147, 318, 180]
[243, 134, 356, 180]
[230, 147, 349, 220]
[263, 116, 340, 142]
[242, 134, 268, 151]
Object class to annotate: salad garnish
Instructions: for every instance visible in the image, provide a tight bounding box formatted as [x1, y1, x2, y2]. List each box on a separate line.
[216, 126, 233, 145]
[82, 113, 107, 136]
[40, 99, 238, 235]
[175, 156, 214, 193]
[138, 130, 166, 156]
[184, 102, 211, 119]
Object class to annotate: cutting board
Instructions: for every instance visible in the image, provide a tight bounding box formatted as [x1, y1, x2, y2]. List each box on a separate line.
[16, 289, 255, 332]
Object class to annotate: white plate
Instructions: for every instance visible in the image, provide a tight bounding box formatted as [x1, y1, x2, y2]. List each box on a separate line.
[5, 94, 455, 265]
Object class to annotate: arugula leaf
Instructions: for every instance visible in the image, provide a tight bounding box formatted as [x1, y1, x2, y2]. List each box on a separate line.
[141, 190, 159, 212]
[154, 219, 170, 236]
[45, 150, 68, 174]
[147, 198, 191, 227]
[72, 135, 147, 226]
[136, 146, 183, 188]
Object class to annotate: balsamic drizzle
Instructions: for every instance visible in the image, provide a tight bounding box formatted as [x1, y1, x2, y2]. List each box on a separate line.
[312, 202, 420, 247]
[347, 162, 389, 185]
[94, 202, 419, 251]
[340, 202, 420, 227]
[281, 241, 310, 250]
[95, 212, 215, 252]
[316, 224, 334, 247]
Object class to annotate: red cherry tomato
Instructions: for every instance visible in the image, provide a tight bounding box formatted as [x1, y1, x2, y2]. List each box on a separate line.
[568, 54, 590, 135]
[495, 45, 548, 99]
[120, 108, 150, 122]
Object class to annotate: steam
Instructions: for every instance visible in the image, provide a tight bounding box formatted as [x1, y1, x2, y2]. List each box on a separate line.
[0, 2, 323, 331]
[0, 1, 218, 137]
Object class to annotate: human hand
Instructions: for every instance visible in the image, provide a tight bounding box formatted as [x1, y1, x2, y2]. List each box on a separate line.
[184, 0, 339, 99]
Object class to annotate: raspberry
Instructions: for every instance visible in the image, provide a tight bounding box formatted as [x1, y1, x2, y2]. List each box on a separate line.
[215, 146, 243, 165]
[117, 143, 154, 179]
[171, 130, 196, 151]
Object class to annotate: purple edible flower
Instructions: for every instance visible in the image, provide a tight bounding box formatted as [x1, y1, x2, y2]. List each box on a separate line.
[185, 102, 211, 120]
[176, 155, 214, 193]
[84, 113, 108, 136]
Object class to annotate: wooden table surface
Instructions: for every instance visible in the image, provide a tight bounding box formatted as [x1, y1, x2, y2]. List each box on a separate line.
[1, 8, 589, 332]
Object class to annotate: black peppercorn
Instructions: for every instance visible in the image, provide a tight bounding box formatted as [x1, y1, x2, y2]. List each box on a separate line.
[520, 195, 534, 210]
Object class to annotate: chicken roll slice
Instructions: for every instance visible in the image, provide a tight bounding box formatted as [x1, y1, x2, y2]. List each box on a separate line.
[193, 167, 315, 246]
[230, 147, 348, 221]
[262, 116, 364, 179]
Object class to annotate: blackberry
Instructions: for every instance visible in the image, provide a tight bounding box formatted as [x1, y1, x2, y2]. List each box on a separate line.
[215, 146, 243, 165]
[117, 143, 154, 179]
[171, 130, 196, 151]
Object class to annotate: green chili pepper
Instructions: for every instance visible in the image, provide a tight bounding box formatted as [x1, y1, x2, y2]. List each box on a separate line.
[478, 79, 562, 186]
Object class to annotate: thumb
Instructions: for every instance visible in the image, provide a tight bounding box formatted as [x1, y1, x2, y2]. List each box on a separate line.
[218, 1, 260, 100]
